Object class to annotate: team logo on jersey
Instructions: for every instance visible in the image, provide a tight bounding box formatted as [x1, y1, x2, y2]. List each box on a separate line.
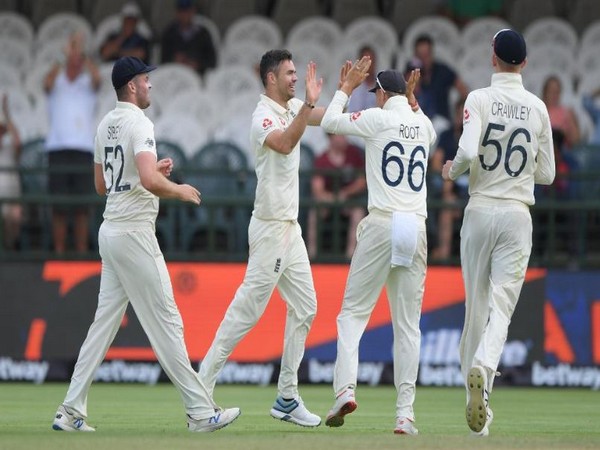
[279, 117, 286, 127]
[144, 138, 154, 148]
[464, 108, 470, 123]
[262, 118, 273, 129]
[350, 111, 361, 122]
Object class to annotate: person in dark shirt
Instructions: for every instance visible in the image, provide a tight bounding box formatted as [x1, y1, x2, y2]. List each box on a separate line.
[407, 34, 467, 122]
[161, 0, 217, 76]
[100, 2, 150, 64]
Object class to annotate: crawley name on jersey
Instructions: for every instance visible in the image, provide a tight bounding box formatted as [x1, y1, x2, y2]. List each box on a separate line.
[321, 91, 436, 218]
[94, 101, 158, 223]
[449, 73, 555, 204]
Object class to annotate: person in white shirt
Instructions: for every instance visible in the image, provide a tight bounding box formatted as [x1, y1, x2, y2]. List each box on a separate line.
[442, 29, 555, 437]
[52, 56, 240, 433]
[321, 57, 436, 435]
[199, 49, 347, 428]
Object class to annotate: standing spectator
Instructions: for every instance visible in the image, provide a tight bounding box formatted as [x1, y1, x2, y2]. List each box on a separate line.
[100, 2, 150, 64]
[0, 93, 22, 250]
[442, 29, 554, 436]
[407, 34, 468, 123]
[347, 46, 377, 112]
[161, 0, 217, 77]
[429, 98, 468, 260]
[44, 32, 100, 254]
[582, 87, 600, 145]
[542, 75, 580, 150]
[307, 133, 366, 260]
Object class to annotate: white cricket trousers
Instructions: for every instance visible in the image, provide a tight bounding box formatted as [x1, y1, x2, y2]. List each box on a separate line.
[459, 197, 532, 392]
[199, 217, 317, 399]
[334, 211, 427, 420]
[63, 221, 217, 419]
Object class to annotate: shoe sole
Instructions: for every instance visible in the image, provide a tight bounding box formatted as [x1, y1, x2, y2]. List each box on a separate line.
[270, 408, 321, 427]
[393, 428, 418, 435]
[466, 367, 487, 433]
[325, 401, 357, 427]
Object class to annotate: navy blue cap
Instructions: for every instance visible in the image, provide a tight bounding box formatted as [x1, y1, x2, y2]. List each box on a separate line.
[369, 70, 406, 94]
[493, 29, 527, 65]
[112, 56, 156, 89]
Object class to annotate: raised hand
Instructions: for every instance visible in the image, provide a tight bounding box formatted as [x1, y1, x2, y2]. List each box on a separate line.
[337, 60, 353, 90]
[406, 68, 421, 106]
[305, 61, 323, 106]
[341, 56, 371, 94]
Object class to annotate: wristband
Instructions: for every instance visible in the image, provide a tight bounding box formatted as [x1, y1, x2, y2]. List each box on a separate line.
[304, 101, 315, 109]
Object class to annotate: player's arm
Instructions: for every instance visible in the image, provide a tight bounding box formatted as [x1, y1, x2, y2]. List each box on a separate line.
[534, 112, 556, 185]
[308, 61, 353, 126]
[94, 163, 106, 196]
[446, 93, 482, 180]
[136, 151, 200, 204]
[265, 61, 322, 154]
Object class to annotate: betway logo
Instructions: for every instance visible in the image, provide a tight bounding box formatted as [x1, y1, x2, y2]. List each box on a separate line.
[0, 357, 48, 384]
[94, 361, 162, 385]
[419, 364, 463, 386]
[216, 362, 274, 386]
[532, 362, 600, 390]
[308, 359, 384, 385]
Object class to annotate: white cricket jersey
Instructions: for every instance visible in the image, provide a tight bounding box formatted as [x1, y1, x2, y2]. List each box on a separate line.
[250, 94, 304, 221]
[321, 91, 436, 218]
[94, 101, 159, 224]
[449, 73, 555, 205]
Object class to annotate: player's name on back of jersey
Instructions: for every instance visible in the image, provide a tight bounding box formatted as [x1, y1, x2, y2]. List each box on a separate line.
[491, 102, 531, 120]
[398, 124, 421, 139]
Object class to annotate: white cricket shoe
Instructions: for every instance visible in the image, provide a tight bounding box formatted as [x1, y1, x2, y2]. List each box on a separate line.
[466, 365, 490, 433]
[325, 388, 357, 427]
[52, 405, 95, 432]
[188, 407, 241, 432]
[270, 396, 321, 427]
[394, 417, 419, 435]
[471, 408, 494, 437]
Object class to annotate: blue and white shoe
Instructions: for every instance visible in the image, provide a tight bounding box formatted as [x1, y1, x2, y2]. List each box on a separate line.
[188, 407, 241, 432]
[270, 396, 321, 427]
[466, 366, 490, 433]
[52, 405, 95, 432]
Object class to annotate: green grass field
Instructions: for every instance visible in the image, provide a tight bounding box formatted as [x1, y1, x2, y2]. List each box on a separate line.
[1, 383, 598, 450]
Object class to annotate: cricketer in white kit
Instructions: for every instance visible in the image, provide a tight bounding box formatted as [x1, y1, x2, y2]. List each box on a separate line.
[320, 57, 436, 435]
[442, 29, 555, 436]
[199, 49, 345, 428]
[52, 56, 240, 433]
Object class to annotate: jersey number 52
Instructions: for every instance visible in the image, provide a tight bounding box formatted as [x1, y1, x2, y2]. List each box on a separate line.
[104, 145, 131, 193]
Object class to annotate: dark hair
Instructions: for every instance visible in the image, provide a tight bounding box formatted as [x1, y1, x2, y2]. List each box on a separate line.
[116, 84, 129, 100]
[414, 34, 433, 48]
[259, 49, 292, 87]
[542, 75, 561, 98]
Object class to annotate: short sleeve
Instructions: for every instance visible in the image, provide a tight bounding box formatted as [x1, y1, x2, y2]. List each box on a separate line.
[251, 110, 279, 148]
[131, 118, 156, 156]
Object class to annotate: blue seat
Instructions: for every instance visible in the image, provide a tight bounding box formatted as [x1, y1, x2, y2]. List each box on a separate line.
[180, 141, 249, 253]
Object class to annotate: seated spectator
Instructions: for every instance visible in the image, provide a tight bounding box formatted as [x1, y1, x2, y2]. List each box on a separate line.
[542, 75, 580, 150]
[582, 87, 600, 145]
[429, 98, 468, 260]
[307, 134, 366, 260]
[406, 34, 468, 126]
[441, 0, 504, 26]
[100, 2, 150, 63]
[347, 46, 377, 112]
[44, 31, 100, 254]
[161, 0, 217, 77]
[0, 93, 22, 250]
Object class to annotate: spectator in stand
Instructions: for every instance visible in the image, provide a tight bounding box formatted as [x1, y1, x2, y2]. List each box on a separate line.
[0, 93, 22, 250]
[347, 46, 377, 112]
[542, 75, 580, 150]
[100, 2, 150, 64]
[307, 133, 366, 260]
[161, 0, 217, 77]
[429, 98, 468, 260]
[406, 34, 468, 125]
[582, 87, 600, 145]
[442, 0, 504, 26]
[44, 31, 100, 254]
